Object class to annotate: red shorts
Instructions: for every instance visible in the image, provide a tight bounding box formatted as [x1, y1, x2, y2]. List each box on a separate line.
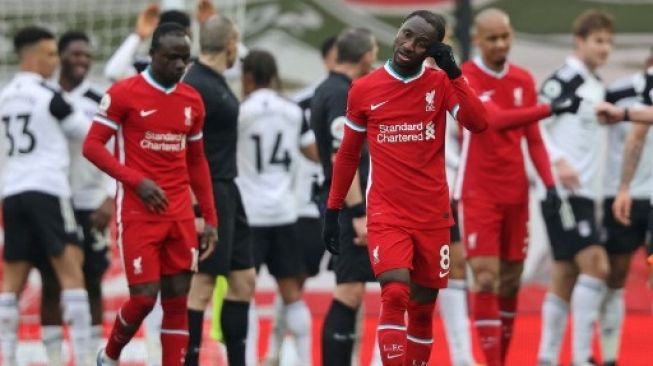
[367, 224, 451, 289]
[459, 199, 528, 261]
[118, 219, 198, 285]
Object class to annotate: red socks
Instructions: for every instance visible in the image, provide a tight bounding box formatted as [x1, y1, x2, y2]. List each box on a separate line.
[499, 296, 517, 362]
[378, 282, 409, 366]
[161, 295, 189, 366]
[106, 295, 157, 360]
[473, 292, 501, 366]
[404, 299, 435, 366]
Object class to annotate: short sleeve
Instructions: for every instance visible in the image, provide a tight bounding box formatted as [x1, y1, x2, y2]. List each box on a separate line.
[326, 88, 351, 150]
[344, 81, 367, 133]
[539, 69, 584, 103]
[93, 83, 128, 130]
[188, 95, 206, 142]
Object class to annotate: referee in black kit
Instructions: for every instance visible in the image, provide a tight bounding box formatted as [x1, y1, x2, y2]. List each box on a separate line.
[182, 14, 256, 366]
[311, 27, 378, 365]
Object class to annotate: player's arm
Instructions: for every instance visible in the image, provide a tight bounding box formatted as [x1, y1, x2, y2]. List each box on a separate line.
[327, 125, 366, 211]
[186, 133, 218, 228]
[49, 91, 90, 140]
[612, 123, 650, 226]
[298, 115, 320, 163]
[104, 3, 159, 81]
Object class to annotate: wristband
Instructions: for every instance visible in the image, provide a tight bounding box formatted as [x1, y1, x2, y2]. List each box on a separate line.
[348, 202, 366, 218]
[623, 107, 630, 122]
[193, 203, 202, 218]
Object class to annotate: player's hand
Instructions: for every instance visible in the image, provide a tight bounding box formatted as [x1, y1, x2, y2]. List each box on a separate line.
[352, 216, 368, 246]
[136, 178, 168, 213]
[595, 101, 624, 125]
[323, 209, 341, 254]
[196, 0, 217, 23]
[199, 224, 218, 261]
[541, 186, 561, 219]
[90, 197, 114, 231]
[427, 42, 461, 80]
[612, 187, 632, 226]
[554, 159, 580, 193]
[136, 3, 160, 39]
[550, 94, 582, 115]
[49, 92, 74, 120]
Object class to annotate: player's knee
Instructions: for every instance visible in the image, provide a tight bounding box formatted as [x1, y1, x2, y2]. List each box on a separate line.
[475, 270, 498, 292]
[381, 282, 410, 311]
[334, 283, 366, 308]
[227, 269, 256, 300]
[129, 295, 158, 320]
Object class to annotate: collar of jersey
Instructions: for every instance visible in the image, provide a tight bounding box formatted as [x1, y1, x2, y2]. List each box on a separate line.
[66, 79, 91, 98]
[141, 67, 177, 94]
[566, 56, 599, 80]
[473, 56, 509, 79]
[15, 71, 44, 82]
[384, 60, 425, 83]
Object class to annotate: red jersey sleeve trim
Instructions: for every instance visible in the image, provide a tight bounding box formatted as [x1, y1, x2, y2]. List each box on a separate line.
[345, 117, 366, 133]
[187, 132, 203, 141]
[93, 115, 119, 130]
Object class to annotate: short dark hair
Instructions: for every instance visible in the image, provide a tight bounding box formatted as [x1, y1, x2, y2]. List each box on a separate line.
[151, 22, 187, 51]
[242, 49, 279, 88]
[403, 10, 447, 42]
[160, 10, 191, 29]
[13, 26, 54, 55]
[336, 27, 374, 64]
[320, 35, 337, 59]
[572, 9, 614, 38]
[58, 31, 89, 54]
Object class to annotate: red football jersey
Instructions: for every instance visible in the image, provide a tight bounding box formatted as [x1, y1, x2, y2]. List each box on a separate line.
[92, 71, 205, 222]
[345, 62, 460, 229]
[456, 59, 551, 204]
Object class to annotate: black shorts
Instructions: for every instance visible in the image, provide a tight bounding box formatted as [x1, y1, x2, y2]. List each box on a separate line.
[199, 180, 254, 276]
[3, 191, 80, 262]
[253, 224, 304, 278]
[603, 198, 648, 255]
[332, 208, 376, 284]
[75, 209, 110, 276]
[450, 200, 461, 243]
[296, 217, 325, 277]
[542, 196, 600, 261]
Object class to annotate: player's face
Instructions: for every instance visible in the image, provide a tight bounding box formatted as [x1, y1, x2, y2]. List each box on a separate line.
[575, 29, 613, 69]
[474, 19, 512, 67]
[150, 34, 191, 85]
[35, 39, 59, 79]
[60, 40, 91, 83]
[393, 16, 437, 71]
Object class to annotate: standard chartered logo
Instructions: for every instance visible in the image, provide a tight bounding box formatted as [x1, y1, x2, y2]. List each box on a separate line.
[377, 121, 436, 143]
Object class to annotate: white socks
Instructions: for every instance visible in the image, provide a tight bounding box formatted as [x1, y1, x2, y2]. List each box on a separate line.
[0, 293, 18, 366]
[246, 300, 259, 366]
[42, 325, 64, 365]
[538, 292, 569, 364]
[571, 274, 607, 365]
[61, 288, 92, 365]
[284, 300, 312, 365]
[439, 279, 475, 366]
[600, 288, 624, 364]
[265, 296, 285, 363]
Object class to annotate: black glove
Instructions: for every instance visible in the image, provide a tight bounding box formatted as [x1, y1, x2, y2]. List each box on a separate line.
[550, 94, 582, 115]
[643, 70, 653, 105]
[541, 186, 562, 219]
[323, 208, 341, 255]
[427, 42, 462, 80]
[49, 91, 74, 121]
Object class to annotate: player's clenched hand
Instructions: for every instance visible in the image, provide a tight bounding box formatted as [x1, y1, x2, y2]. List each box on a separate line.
[427, 43, 461, 80]
[136, 178, 168, 213]
[323, 209, 341, 254]
[595, 101, 624, 125]
[612, 187, 632, 226]
[541, 186, 561, 219]
[136, 3, 160, 39]
[196, 0, 217, 23]
[199, 224, 218, 261]
[352, 216, 368, 246]
[554, 159, 580, 193]
[550, 94, 582, 115]
[90, 197, 114, 231]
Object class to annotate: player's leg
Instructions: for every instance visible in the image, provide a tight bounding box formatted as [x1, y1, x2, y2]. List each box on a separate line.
[38, 263, 64, 366]
[461, 199, 502, 366]
[439, 203, 476, 366]
[160, 272, 193, 366]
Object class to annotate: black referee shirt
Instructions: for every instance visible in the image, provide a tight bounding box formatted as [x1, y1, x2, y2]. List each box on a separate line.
[310, 71, 368, 198]
[184, 61, 240, 180]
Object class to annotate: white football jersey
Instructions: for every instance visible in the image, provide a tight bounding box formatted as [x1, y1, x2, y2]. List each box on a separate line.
[66, 80, 116, 210]
[603, 72, 653, 199]
[0, 72, 89, 198]
[236, 88, 309, 226]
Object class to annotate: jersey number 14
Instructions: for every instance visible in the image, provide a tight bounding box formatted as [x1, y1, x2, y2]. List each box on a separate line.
[1, 113, 35, 156]
[250, 132, 292, 172]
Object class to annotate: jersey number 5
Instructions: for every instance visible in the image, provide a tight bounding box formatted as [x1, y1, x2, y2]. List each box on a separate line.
[250, 133, 292, 172]
[1, 113, 35, 156]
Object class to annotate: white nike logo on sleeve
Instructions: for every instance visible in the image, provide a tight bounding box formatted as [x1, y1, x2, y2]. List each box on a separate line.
[370, 101, 389, 110]
[140, 109, 157, 117]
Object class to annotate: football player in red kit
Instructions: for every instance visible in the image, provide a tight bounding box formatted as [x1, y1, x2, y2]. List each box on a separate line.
[83, 23, 218, 366]
[324, 10, 488, 366]
[455, 9, 578, 366]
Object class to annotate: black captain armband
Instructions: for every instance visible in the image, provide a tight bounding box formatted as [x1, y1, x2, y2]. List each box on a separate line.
[347, 202, 366, 218]
[49, 92, 74, 121]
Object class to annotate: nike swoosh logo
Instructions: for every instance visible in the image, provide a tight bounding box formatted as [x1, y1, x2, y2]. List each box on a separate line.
[439, 270, 450, 278]
[387, 354, 403, 359]
[140, 109, 157, 117]
[371, 101, 389, 110]
[479, 90, 494, 102]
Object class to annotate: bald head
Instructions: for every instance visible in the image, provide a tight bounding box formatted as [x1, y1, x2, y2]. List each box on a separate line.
[473, 8, 513, 69]
[474, 8, 510, 32]
[200, 14, 237, 54]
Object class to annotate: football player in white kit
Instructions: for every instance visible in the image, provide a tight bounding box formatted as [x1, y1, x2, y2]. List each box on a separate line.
[0, 26, 93, 366]
[236, 49, 319, 366]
